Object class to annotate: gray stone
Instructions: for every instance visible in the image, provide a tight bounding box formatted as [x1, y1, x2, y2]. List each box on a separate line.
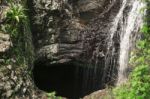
[0, 82, 5, 88]
[4, 82, 11, 90]
[0, 6, 9, 23]
[0, 59, 5, 63]
[7, 65, 12, 70]
[83, 89, 113, 99]
[0, 32, 12, 52]
[77, 0, 105, 12]
[6, 90, 13, 98]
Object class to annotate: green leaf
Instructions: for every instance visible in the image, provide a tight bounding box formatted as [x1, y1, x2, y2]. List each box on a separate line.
[15, 16, 19, 22]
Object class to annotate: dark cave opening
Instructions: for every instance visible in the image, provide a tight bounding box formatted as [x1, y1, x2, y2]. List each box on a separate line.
[32, 61, 104, 99]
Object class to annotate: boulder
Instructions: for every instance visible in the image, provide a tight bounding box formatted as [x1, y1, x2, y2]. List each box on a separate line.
[83, 89, 113, 99]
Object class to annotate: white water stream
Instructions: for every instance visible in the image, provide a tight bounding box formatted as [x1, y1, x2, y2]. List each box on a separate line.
[106, 0, 145, 85]
[117, 0, 144, 85]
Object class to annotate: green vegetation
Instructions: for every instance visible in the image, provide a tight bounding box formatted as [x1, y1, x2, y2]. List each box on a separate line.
[0, 1, 34, 67]
[0, 1, 61, 98]
[113, 1, 150, 99]
[6, 3, 27, 23]
[47, 92, 62, 99]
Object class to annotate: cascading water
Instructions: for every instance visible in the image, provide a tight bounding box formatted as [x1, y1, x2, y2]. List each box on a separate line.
[117, 0, 145, 85]
[106, 0, 145, 85]
[103, 0, 127, 85]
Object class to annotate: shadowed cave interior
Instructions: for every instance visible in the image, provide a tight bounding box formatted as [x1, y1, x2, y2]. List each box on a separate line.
[33, 61, 104, 99]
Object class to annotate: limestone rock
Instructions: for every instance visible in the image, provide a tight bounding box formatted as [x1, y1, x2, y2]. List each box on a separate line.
[83, 89, 113, 99]
[0, 5, 9, 23]
[0, 32, 12, 52]
[6, 90, 13, 98]
[77, 0, 105, 12]
[0, 64, 46, 98]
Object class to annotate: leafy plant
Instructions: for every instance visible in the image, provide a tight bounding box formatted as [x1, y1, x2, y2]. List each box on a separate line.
[113, 1, 150, 99]
[0, 1, 29, 67]
[113, 65, 150, 99]
[47, 92, 62, 99]
[6, 3, 26, 23]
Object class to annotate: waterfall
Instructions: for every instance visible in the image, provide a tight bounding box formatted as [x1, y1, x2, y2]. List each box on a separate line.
[103, 0, 127, 84]
[104, 0, 145, 86]
[117, 0, 145, 85]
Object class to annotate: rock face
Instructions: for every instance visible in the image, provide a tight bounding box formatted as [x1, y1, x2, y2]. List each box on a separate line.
[29, 0, 117, 63]
[0, 64, 45, 98]
[29, 0, 120, 64]
[29, 0, 120, 84]
[0, 2, 46, 99]
[28, 0, 121, 98]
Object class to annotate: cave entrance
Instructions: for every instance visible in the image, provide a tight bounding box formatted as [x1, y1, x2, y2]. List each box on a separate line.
[33, 61, 104, 99]
[33, 61, 81, 98]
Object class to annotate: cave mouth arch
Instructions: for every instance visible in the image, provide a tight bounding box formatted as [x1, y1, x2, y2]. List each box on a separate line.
[32, 61, 105, 99]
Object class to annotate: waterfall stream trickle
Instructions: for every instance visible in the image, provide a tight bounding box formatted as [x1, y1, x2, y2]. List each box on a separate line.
[106, 0, 145, 85]
[103, 0, 127, 85]
[118, 0, 144, 85]
[104, 0, 144, 85]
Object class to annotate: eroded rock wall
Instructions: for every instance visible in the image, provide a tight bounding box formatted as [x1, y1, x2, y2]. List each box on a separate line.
[29, 0, 121, 85]
[29, 0, 119, 64]
[0, 1, 46, 98]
